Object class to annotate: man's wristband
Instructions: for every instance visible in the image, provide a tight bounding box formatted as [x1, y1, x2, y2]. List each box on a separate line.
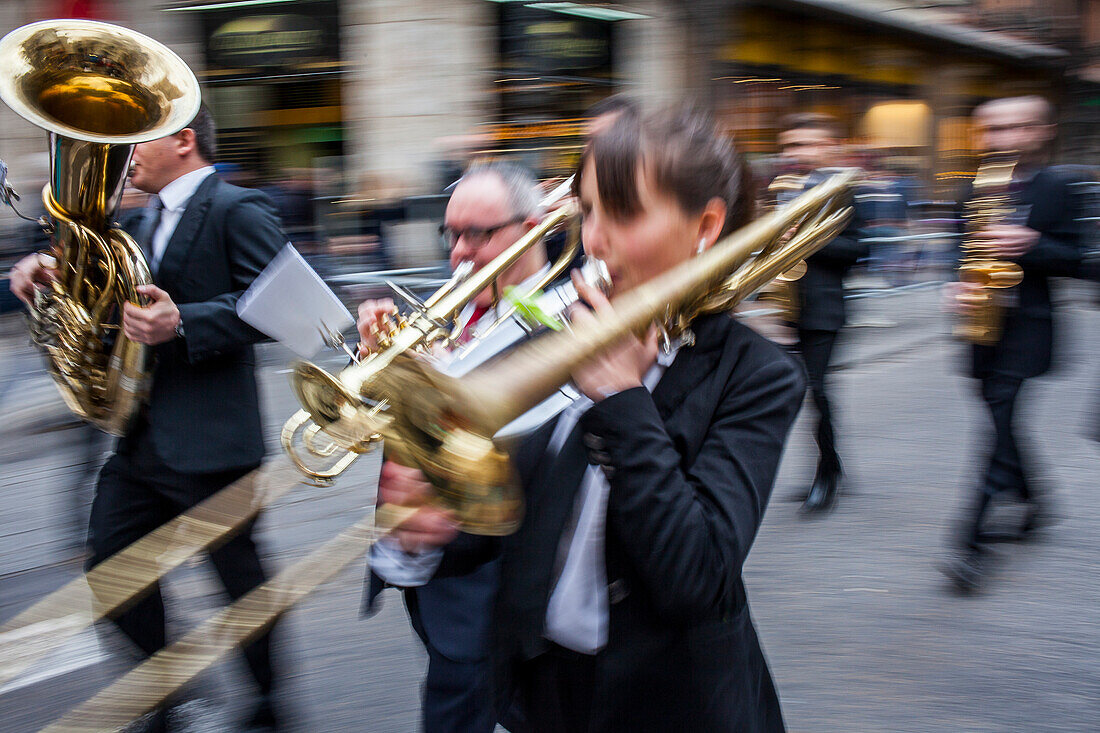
[174, 315, 185, 339]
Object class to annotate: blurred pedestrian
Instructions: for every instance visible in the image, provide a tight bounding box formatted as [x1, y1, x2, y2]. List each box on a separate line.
[861, 160, 913, 286]
[775, 113, 869, 514]
[941, 96, 1090, 591]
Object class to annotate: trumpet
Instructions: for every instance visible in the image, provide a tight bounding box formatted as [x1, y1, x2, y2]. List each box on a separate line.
[282, 181, 583, 484]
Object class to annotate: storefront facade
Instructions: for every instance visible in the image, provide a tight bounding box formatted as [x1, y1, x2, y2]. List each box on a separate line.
[714, 3, 1070, 186]
[0, 0, 1088, 223]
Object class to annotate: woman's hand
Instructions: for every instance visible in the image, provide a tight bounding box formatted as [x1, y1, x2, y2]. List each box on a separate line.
[569, 270, 659, 402]
[377, 460, 459, 554]
[356, 298, 397, 357]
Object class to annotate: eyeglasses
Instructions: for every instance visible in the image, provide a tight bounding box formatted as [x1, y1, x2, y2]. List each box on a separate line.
[439, 216, 524, 250]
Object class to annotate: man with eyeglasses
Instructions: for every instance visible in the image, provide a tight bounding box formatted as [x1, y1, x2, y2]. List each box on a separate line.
[356, 161, 549, 733]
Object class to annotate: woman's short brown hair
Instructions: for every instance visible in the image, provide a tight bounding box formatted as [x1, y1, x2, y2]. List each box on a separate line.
[573, 103, 753, 237]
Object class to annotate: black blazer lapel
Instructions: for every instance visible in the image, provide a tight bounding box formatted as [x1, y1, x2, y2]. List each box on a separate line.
[650, 314, 728, 420]
[155, 172, 219, 288]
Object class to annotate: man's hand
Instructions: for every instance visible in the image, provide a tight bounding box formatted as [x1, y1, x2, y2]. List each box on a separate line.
[943, 281, 985, 316]
[356, 297, 397, 357]
[975, 224, 1039, 259]
[378, 460, 459, 554]
[8, 252, 57, 305]
[122, 284, 180, 345]
[569, 271, 658, 402]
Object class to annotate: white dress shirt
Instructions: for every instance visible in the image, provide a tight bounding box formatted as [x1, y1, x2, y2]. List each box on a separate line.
[544, 345, 679, 654]
[149, 165, 216, 272]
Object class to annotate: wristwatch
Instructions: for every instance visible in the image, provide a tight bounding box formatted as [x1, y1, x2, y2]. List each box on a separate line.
[174, 316, 185, 339]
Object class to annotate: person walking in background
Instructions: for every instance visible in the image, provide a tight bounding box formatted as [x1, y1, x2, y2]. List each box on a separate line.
[775, 113, 869, 514]
[941, 96, 1090, 591]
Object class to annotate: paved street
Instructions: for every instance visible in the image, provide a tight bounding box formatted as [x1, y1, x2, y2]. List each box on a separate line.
[0, 283, 1097, 732]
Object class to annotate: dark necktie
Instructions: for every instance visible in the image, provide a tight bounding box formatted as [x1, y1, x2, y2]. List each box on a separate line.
[138, 196, 163, 270]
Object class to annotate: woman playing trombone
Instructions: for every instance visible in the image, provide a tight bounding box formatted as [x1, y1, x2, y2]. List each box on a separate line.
[379, 103, 806, 732]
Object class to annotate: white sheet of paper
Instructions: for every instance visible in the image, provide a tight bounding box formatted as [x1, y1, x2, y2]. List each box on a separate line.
[236, 243, 354, 359]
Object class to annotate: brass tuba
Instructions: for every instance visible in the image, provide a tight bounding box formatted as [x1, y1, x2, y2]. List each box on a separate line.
[0, 20, 201, 434]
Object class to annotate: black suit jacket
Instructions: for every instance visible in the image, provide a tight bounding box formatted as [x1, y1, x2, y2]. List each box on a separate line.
[119, 173, 285, 474]
[489, 314, 805, 731]
[793, 170, 869, 332]
[964, 166, 1089, 380]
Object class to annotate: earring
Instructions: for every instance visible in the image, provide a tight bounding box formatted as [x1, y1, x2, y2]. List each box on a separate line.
[696, 238, 707, 254]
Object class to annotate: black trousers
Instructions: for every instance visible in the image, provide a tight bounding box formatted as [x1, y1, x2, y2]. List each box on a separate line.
[511, 643, 597, 733]
[797, 328, 841, 477]
[404, 591, 495, 733]
[963, 374, 1031, 548]
[86, 450, 274, 697]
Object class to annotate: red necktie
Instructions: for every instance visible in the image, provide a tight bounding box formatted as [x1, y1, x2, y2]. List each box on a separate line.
[459, 305, 490, 345]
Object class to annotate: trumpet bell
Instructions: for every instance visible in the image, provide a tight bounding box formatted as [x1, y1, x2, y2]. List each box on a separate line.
[291, 362, 384, 454]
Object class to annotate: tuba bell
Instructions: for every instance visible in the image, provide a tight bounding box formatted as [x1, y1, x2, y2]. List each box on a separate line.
[0, 20, 201, 434]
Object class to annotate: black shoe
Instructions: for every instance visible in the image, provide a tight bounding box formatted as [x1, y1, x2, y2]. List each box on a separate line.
[940, 547, 985, 593]
[800, 472, 839, 514]
[244, 695, 279, 732]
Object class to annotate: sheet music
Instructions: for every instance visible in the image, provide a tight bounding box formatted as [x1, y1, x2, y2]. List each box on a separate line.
[237, 243, 354, 359]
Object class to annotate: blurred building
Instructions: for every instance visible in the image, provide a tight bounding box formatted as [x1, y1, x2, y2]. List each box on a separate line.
[1, 0, 1097, 242]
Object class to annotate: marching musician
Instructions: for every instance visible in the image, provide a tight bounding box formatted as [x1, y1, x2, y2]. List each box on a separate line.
[942, 96, 1090, 591]
[359, 160, 554, 733]
[10, 106, 284, 732]
[775, 113, 869, 514]
[378, 104, 806, 731]
[359, 100, 639, 733]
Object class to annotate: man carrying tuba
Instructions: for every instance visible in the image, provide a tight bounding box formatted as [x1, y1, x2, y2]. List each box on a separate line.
[10, 105, 286, 733]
